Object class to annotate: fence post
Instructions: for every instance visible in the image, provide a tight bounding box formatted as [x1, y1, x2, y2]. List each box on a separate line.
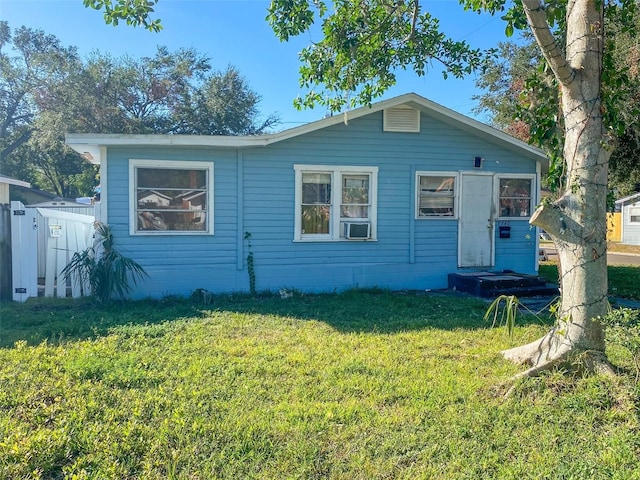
[0, 204, 11, 300]
[11, 201, 38, 302]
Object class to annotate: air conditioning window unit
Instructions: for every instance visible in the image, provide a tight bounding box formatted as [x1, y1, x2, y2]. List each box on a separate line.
[344, 222, 371, 239]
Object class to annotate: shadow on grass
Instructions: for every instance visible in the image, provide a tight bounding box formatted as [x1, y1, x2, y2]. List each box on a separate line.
[0, 289, 552, 348]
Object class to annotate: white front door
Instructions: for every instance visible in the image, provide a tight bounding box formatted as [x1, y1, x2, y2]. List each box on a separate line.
[459, 174, 494, 267]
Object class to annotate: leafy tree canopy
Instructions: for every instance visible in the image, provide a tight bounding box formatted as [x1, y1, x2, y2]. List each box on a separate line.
[0, 21, 278, 197]
[473, 7, 640, 196]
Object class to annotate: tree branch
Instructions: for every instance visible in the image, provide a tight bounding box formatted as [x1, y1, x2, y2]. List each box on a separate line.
[521, 0, 576, 86]
[529, 200, 582, 244]
[0, 128, 33, 162]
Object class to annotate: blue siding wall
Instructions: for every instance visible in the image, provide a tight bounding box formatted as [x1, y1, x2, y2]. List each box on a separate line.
[105, 110, 539, 298]
[622, 199, 640, 245]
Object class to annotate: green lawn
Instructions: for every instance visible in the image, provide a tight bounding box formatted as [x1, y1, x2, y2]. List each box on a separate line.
[1, 291, 639, 479]
[538, 263, 640, 300]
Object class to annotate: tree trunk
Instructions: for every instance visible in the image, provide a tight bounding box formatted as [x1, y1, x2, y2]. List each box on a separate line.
[502, 0, 615, 376]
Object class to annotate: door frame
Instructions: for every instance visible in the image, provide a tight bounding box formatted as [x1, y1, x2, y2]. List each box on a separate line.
[457, 172, 496, 268]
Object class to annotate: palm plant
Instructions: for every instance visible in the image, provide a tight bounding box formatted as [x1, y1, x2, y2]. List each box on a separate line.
[61, 222, 148, 304]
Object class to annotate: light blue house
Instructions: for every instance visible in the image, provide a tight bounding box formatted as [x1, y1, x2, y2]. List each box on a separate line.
[616, 192, 640, 245]
[67, 93, 548, 298]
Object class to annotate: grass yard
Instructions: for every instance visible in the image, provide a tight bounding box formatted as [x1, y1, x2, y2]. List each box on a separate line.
[538, 263, 640, 301]
[1, 290, 640, 479]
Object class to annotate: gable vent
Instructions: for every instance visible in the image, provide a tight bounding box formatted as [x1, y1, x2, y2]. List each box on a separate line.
[383, 106, 420, 133]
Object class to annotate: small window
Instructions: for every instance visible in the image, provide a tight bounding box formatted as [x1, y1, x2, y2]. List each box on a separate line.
[630, 207, 640, 223]
[416, 173, 456, 218]
[130, 159, 214, 235]
[499, 177, 533, 218]
[294, 165, 378, 241]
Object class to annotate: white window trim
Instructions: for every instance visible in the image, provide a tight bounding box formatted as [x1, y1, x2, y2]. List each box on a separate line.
[496, 173, 536, 220]
[415, 171, 459, 220]
[129, 159, 214, 235]
[294, 164, 378, 242]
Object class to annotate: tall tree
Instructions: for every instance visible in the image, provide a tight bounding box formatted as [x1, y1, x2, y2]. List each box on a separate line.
[89, 0, 638, 377]
[474, 32, 640, 197]
[1, 23, 279, 197]
[174, 66, 279, 135]
[0, 21, 80, 176]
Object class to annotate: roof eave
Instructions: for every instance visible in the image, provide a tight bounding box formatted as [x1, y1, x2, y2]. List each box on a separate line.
[0, 175, 31, 188]
[66, 92, 549, 170]
[615, 192, 640, 205]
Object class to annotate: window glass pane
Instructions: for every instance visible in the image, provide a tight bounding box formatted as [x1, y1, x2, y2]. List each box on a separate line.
[302, 205, 330, 234]
[341, 205, 369, 218]
[630, 207, 640, 223]
[418, 175, 455, 217]
[138, 168, 206, 189]
[341, 174, 369, 220]
[419, 197, 454, 216]
[302, 173, 331, 204]
[499, 178, 532, 217]
[135, 166, 209, 232]
[342, 175, 369, 204]
[138, 211, 207, 231]
[420, 176, 454, 193]
[137, 190, 206, 209]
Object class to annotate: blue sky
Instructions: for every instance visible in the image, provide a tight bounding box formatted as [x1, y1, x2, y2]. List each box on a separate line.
[1, 0, 514, 129]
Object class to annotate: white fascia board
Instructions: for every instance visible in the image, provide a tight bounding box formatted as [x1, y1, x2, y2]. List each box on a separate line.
[66, 133, 270, 149]
[615, 192, 640, 205]
[0, 175, 30, 188]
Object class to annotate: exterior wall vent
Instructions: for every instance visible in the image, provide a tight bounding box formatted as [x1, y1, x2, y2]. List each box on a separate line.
[383, 106, 420, 133]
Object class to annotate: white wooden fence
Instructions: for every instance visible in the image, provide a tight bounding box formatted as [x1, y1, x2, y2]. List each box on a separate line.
[11, 201, 94, 302]
[32, 204, 94, 278]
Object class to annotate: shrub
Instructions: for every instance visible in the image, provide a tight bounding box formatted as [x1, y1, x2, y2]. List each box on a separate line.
[61, 222, 148, 304]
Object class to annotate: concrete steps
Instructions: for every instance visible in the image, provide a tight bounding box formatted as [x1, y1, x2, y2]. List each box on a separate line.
[448, 271, 559, 298]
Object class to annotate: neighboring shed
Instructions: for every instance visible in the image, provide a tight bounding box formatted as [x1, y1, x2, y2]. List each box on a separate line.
[616, 192, 640, 246]
[29, 198, 95, 216]
[67, 93, 548, 298]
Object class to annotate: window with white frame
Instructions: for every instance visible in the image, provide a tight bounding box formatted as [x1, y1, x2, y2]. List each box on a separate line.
[129, 159, 214, 235]
[294, 165, 378, 241]
[416, 173, 457, 218]
[630, 206, 640, 223]
[498, 175, 535, 218]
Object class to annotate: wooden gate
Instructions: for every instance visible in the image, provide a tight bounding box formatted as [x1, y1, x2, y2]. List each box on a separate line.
[11, 201, 94, 302]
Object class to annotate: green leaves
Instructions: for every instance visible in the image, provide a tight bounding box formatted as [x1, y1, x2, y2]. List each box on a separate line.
[83, 0, 163, 32]
[267, 0, 324, 41]
[2, 25, 278, 196]
[270, 0, 493, 112]
[62, 222, 149, 304]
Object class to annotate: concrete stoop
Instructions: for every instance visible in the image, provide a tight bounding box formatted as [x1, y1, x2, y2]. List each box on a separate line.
[448, 271, 559, 298]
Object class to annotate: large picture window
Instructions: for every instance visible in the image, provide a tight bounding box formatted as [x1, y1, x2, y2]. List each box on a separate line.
[416, 173, 457, 218]
[294, 165, 378, 241]
[129, 160, 214, 235]
[498, 176, 534, 218]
